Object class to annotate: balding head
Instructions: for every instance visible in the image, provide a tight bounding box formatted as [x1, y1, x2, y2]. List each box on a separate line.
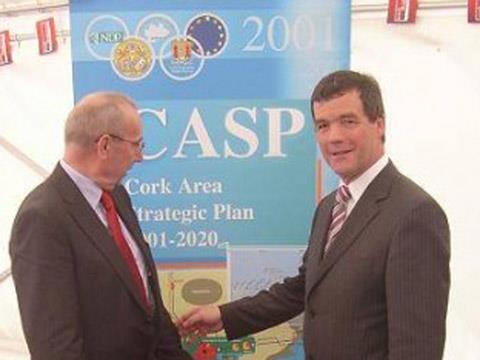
[65, 92, 138, 148]
[63, 92, 143, 190]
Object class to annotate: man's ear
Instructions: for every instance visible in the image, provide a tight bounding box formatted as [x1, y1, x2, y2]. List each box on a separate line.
[376, 117, 385, 139]
[96, 134, 110, 159]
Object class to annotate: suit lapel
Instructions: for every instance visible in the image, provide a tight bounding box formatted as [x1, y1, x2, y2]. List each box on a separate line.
[306, 195, 336, 266]
[51, 165, 150, 313]
[306, 162, 396, 300]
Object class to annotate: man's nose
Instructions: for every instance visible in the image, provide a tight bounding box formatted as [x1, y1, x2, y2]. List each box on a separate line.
[327, 123, 345, 143]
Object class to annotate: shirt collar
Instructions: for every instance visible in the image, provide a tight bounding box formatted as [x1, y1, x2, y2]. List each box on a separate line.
[60, 159, 103, 209]
[340, 154, 389, 206]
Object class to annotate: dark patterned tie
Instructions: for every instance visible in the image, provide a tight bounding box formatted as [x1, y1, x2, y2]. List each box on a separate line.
[324, 185, 351, 255]
[100, 190, 148, 307]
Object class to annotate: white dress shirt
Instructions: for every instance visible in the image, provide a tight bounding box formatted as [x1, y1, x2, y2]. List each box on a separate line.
[340, 154, 389, 218]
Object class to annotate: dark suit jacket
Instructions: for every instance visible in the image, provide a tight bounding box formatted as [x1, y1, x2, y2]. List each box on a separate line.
[220, 162, 450, 360]
[10, 164, 191, 360]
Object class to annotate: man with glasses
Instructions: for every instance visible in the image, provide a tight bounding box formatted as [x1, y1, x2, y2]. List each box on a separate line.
[10, 92, 191, 360]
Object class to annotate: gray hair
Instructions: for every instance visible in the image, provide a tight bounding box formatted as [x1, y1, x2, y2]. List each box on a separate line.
[65, 92, 138, 147]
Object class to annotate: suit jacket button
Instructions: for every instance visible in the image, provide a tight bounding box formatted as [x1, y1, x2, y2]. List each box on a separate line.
[309, 309, 316, 318]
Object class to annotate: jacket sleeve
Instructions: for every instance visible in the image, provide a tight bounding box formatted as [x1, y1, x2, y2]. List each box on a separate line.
[386, 199, 450, 360]
[218, 202, 326, 340]
[10, 207, 87, 360]
[220, 262, 307, 340]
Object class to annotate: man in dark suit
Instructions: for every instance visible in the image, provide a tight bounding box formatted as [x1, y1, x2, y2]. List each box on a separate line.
[177, 71, 450, 359]
[10, 92, 191, 360]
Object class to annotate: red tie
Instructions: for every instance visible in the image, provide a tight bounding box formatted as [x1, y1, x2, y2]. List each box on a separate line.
[324, 185, 351, 255]
[100, 190, 149, 307]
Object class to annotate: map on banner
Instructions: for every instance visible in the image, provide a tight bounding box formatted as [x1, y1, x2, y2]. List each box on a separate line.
[70, 1, 350, 358]
[158, 246, 305, 359]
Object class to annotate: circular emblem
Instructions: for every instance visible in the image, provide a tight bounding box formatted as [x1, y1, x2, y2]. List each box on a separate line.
[185, 13, 228, 58]
[85, 15, 129, 60]
[111, 37, 155, 81]
[158, 36, 205, 81]
[135, 14, 180, 55]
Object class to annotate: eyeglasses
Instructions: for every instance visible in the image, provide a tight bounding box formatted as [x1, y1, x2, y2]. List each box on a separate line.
[100, 134, 145, 151]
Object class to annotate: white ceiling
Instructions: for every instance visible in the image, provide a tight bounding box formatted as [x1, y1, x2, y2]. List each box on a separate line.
[0, 0, 466, 15]
[0, 0, 65, 5]
[0, 0, 464, 7]
[0, 0, 67, 10]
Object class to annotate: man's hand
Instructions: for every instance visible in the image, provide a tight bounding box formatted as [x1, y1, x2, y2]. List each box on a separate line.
[176, 305, 224, 336]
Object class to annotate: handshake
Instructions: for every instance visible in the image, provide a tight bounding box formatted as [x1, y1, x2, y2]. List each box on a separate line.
[176, 305, 224, 336]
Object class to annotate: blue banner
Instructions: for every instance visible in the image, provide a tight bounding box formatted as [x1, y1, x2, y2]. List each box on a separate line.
[71, 1, 350, 358]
